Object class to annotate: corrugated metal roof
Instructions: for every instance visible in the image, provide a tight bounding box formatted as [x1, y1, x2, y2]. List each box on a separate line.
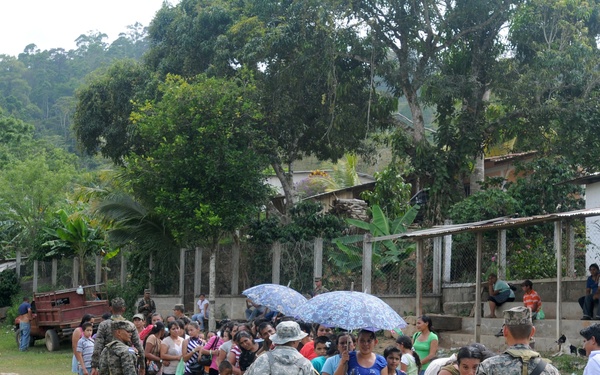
[561, 172, 600, 186]
[371, 207, 600, 242]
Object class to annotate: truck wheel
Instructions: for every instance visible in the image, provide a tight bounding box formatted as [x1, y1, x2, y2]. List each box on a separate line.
[45, 329, 60, 351]
[15, 329, 35, 348]
[15, 328, 22, 348]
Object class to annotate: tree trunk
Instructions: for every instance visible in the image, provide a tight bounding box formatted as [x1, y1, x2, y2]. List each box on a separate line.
[470, 154, 485, 195]
[271, 161, 295, 222]
[208, 242, 217, 332]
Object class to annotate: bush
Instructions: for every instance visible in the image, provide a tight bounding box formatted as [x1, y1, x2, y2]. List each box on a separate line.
[0, 269, 20, 307]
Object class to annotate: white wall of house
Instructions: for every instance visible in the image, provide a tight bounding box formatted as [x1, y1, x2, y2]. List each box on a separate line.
[586, 182, 600, 267]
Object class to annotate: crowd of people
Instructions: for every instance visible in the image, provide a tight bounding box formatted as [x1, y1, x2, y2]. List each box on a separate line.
[16, 274, 600, 375]
[61, 294, 570, 375]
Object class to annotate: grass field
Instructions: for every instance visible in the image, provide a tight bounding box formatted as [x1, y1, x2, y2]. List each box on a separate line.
[0, 323, 590, 374]
[0, 324, 73, 375]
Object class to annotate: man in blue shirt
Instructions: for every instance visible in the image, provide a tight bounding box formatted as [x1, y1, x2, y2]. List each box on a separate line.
[579, 263, 600, 320]
[17, 296, 34, 351]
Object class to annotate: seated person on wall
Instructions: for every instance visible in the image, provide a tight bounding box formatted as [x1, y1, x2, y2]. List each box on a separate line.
[579, 263, 600, 320]
[521, 280, 542, 319]
[244, 299, 266, 321]
[486, 273, 515, 318]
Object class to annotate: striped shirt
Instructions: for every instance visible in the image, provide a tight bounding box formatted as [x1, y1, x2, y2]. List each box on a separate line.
[77, 336, 95, 369]
[185, 336, 203, 375]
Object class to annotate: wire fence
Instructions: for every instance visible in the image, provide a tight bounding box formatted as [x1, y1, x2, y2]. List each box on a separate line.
[8, 216, 600, 313]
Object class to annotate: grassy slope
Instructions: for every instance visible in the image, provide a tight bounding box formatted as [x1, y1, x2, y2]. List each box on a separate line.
[0, 325, 72, 374]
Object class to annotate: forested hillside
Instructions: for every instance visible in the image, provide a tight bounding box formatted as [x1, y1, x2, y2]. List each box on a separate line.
[0, 23, 148, 150]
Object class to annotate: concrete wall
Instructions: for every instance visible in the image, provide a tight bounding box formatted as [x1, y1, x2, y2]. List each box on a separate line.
[149, 278, 584, 321]
[150, 295, 440, 321]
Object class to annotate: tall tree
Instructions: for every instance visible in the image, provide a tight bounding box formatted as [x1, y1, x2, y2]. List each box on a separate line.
[124, 74, 271, 329]
[497, 0, 600, 171]
[73, 60, 156, 164]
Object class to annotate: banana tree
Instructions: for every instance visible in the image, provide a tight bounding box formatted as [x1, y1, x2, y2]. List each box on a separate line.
[332, 204, 419, 289]
[43, 209, 104, 285]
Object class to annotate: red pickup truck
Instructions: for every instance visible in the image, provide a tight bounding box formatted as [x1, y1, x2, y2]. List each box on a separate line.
[15, 285, 109, 351]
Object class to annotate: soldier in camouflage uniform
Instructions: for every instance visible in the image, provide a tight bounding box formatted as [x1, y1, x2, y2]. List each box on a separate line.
[91, 297, 145, 375]
[99, 320, 138, 375]
[245, 321, 316, 375]
[477, 306, 559, 375]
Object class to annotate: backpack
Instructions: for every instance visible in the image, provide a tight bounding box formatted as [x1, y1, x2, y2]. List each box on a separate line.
[504, 348, 548, 375]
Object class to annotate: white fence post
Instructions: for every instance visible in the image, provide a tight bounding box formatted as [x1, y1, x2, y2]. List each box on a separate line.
[272, 242, 281, 284]
[362, 234, 372, 294]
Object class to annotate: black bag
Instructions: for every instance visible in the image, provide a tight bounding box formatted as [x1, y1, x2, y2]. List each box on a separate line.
[509, 283, 517, 291]
[188, 361, 205, 374]
[198, 353, 212, 366]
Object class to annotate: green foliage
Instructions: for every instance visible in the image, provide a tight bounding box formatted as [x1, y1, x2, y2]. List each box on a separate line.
[73, 60, 157, 164]
[42, 208, 105, 284]
[0, 146, 78, 257]
[332, 204, 419, 276]
[0, 269, 19, 307]
[449, 189, 520, 224]
[506, 156, 584, 216]
[361, 161, 413, 220]
[124, 74, 271, 245]
[248, 201, 346, 244]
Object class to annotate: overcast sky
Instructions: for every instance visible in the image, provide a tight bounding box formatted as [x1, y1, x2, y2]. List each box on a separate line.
[0, 0, 180, 57]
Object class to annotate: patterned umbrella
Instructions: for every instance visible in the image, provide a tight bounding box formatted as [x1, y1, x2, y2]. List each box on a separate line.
[242, 284, 308, 316]
[292, 291, 407, 331]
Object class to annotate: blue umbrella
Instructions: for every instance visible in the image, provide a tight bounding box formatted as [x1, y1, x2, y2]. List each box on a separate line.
[242, 284, 308, 316]
[292, 291, 407, 331]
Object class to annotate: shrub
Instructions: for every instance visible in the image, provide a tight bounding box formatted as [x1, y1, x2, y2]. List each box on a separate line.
[0, 269, 20, 307]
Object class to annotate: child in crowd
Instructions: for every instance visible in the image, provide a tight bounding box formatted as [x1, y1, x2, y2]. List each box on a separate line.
[396, 335, 421, 375]
[311, 335, 332, 374]
[75, 322, 95, 375]
[384, 346, 407, 375]
[219, 360, 233, 375]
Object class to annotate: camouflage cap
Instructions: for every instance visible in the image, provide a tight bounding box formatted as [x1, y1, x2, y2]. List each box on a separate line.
[111, 297, 126, 309]
[112, 320, 135, 332]
[503, 306, 532, 326]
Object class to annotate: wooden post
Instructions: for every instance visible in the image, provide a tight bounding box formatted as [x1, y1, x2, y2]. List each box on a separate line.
[497, 230, 507, 280]
[416, 239, 424, 317]
[362, 234, 373, 294]
[566, 222, 576, 277]
[16, 251, 22, 278]
[51, 258, 57, 287]
[443, 220, 452, 282]
[73, 257, 79, 287]
[194, 247, 203, 303]
[475, 232, 483, 343]
[120, 251, 127, 287]
[555, 221, 563, 340]
[314, 237, 323, 280]
[231, 235, 240, 295]
[33, 259, 38, 293]
[272, 242, 281, 284]
[95, 255, 102, 286]
[179, 248, 186, 304]
[433, 237, 442, 294]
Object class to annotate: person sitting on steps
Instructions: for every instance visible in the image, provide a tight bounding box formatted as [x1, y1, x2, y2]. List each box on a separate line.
[485, 273, 515, 318]
[579, 263, 600, 320]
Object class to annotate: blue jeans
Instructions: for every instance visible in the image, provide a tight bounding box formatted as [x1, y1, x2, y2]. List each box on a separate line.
[191, 312, 207, 330]
[79, 367, 92, 375]
[19, 321, 30, 351]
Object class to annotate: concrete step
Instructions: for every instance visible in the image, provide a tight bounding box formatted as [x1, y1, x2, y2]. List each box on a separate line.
[435, 317, 593, 352]
[444, 301, 583, 320]
[438, 332, 568, 353]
